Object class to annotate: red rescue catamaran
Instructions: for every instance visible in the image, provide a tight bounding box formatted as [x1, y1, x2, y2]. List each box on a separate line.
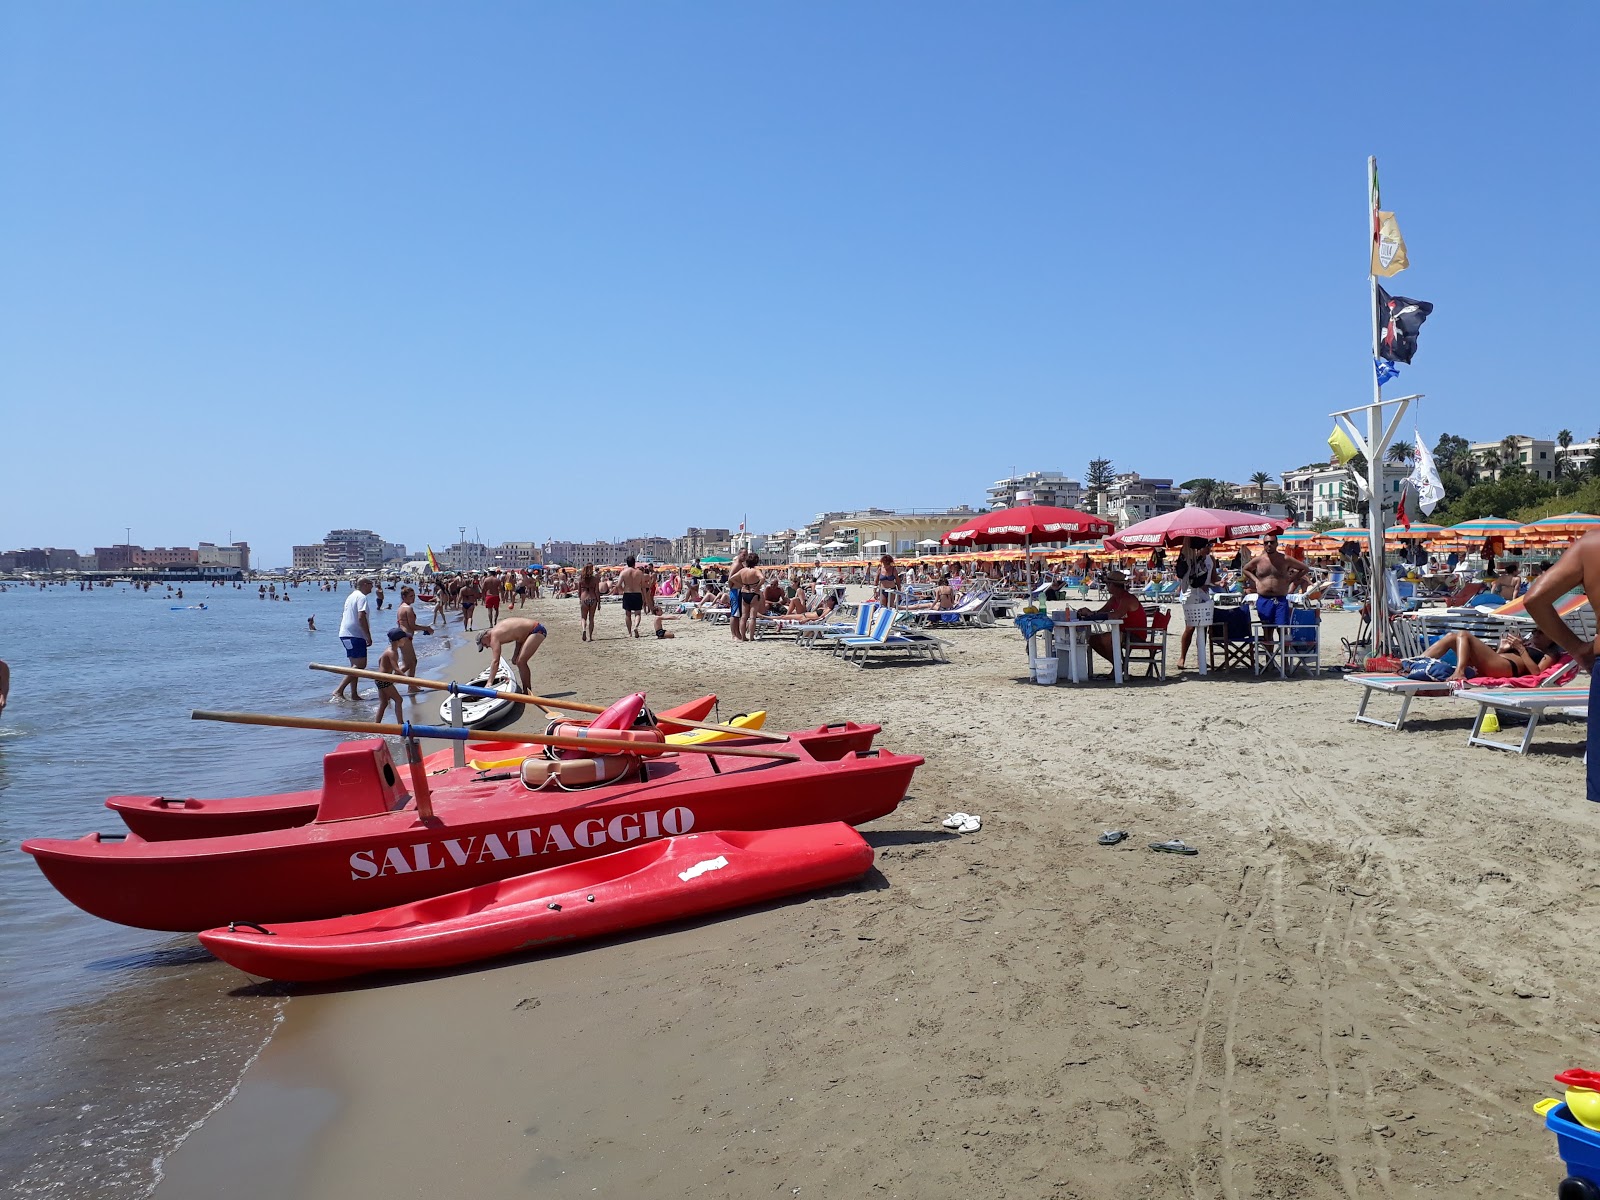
[24, 724, 918, 932]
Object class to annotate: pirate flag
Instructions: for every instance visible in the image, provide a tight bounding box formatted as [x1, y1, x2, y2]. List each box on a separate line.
[1377, 285, 1433, 364]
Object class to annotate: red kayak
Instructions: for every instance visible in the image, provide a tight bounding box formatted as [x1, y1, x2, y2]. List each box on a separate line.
[26, 724, 915, 932]
[106, 693, 723, 841]
[199, 823, 873, 981]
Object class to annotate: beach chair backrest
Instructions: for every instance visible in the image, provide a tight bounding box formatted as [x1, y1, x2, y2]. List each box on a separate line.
[865, 606, 896, 642]
[1288, 608, 1319, 651]
[853, 602, 877, 636]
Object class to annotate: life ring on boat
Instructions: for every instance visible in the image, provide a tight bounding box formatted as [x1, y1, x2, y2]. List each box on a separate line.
[543, 692, 649, 760]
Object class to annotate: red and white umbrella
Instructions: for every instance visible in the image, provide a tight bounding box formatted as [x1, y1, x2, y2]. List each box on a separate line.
[942, 505, 1112, 546]
[1105, 508, 1289, 550]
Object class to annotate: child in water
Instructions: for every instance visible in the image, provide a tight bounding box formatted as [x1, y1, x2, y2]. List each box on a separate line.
[375, 633, 406, 722]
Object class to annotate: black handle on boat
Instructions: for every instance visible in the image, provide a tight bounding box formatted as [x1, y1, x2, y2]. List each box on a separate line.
[308, 664, 791, 743]
[191, 709, 801, 762]
[228, 921, 274, 935]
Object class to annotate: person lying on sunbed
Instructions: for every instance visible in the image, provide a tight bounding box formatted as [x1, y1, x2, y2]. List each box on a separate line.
[902, 576, 958, 611]
[1406, 628, 1559, 682]
[772, 593, 840, 624]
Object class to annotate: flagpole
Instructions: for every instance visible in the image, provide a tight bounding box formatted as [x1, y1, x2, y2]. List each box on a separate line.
[1365, 155, 1390, 654]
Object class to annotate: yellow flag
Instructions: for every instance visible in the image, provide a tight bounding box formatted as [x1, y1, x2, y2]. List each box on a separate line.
[1371, 211, 1408, 276]
[1328, 425, 1360, 464]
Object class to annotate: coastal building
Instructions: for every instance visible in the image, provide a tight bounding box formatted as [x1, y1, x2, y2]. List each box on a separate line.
[621, 536, 674, 562]
[381, 541, 408, 564]
[493, 541, 541, 568]
[848, 507, 981, 556]
[1103, 474, 1184, 528]
[93, 544, 137, 572]
[291, 544, 326, 571]
[443, 541, 491, 572]
[671, 528, 732, 563]
[1280, 462, 1408, 523]
[321, 529, 386, 572]
[197, 541, 252, 572]
[133, 547, 200, 568]
[541, 540, 625, 568]
[1557, 439, 1598, 475]
[1468, 435, 1556, 481]
[987, 471, 1084, 511]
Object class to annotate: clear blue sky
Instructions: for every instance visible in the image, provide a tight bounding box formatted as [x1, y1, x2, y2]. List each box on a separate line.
[3, 3, 1596, 566]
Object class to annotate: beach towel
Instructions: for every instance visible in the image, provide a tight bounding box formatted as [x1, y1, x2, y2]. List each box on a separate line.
[1461, 656, 1577, 691]
[1014, 612, 1054, 640]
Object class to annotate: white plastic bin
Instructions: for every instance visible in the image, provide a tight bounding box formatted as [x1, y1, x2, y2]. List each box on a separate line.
[1028, 630, 1058, 685]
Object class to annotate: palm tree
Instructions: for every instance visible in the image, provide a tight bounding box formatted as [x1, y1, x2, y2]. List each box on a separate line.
[1386, 442, 1415, 464]
[1500, 435, 1521, 473]
[1559, 429, 1574, 449]
[1180, 478, 1224, 508]
[1249, 471, 1272, 501]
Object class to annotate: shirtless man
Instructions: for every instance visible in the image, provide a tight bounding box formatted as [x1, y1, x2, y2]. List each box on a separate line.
[475, 617, 548, 693]
[1525, 529, 1600, 804]
[0, 657, 9, 718]
[393, 586, 435, 692]
[1243, 533, 1312, 644]
[730, 553, 765, 641]
[616, 555, 648, 639]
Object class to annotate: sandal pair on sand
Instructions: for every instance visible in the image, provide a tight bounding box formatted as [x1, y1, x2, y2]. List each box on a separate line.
[942, 812, 982, 834]
[1098, 830, 1198, 855]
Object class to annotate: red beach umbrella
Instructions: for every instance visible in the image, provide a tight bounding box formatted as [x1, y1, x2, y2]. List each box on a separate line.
[1104, 508, 1290, 550]
[942, 505, 1113, 547]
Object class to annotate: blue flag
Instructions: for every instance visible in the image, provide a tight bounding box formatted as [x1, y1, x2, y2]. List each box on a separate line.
[1374, 357, 1400, 387]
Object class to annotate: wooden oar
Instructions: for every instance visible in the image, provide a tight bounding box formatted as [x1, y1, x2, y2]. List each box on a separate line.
[307, 663, 791, 743]
[192, 710, 799, 762]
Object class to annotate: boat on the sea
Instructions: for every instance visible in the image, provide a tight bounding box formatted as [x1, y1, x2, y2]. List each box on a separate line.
[437, 656, 518, 729]
[27, 723, 913, 931]
[199, 823, 873, 981]
[106, 694, 726, 840]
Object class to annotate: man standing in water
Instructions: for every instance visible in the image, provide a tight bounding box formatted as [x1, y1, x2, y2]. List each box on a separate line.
[393, 586, 434, 692]
[616, 555, 648, 639]
[0, 657, 9, 717]
[476, 617, 548, 693]
[1243, 532, 1311, 646]
[1525, 529, 1599, 804]
[331, 578, 377, 700]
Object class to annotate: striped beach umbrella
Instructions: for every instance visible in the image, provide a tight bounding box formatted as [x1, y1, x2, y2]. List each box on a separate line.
[1516, 512, 1600, 540]
[1448, 516, 1522, 536]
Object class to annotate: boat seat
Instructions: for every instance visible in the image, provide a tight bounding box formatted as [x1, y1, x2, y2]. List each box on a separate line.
[315, 741, 410, 823]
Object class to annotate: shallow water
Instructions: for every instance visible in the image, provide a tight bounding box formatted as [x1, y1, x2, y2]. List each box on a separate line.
[0, 581, 457, 1198]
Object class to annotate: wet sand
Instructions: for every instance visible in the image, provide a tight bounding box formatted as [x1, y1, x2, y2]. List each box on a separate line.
[155, 595, 1594, 1198]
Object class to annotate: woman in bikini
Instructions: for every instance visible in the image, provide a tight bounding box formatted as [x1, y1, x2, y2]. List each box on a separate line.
[577, 564, 600, 642]
[1413, 628, 1560, 682]
[874, 554, 901, 609]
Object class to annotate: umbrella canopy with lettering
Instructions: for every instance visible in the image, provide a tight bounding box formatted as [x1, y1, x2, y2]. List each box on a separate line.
[1105, 508, 1289, 550]
[942, 505, 1112, 546]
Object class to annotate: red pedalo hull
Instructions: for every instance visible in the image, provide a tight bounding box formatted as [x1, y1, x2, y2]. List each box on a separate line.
[199, 823, 874, 981]
[25, 729, 917, 932]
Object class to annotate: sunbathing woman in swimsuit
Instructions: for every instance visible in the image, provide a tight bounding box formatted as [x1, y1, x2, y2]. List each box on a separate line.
[1413, 628, 1559, 682]
[875, 555, 900, 608]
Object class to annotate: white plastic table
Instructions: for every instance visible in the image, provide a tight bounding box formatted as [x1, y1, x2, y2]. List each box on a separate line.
[1052, 618, 1123, 685]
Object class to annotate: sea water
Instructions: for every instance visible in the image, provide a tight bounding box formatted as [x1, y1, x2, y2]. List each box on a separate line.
[0, 581, 459, 1197]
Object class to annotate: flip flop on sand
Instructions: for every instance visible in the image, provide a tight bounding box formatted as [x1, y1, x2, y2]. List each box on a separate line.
[1097, 830, 1129, 846]
[956, 816, 981, 834]
[1148, 839, 1198, 856]
[942, 813, 971, 829]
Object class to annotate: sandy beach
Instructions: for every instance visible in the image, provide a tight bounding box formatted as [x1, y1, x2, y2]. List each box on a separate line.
[153, 594, 1595, 1199]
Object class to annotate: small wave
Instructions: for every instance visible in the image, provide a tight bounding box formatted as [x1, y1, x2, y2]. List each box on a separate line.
[145, 1001, 287, 1197]
[85, 945, 217, 972]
